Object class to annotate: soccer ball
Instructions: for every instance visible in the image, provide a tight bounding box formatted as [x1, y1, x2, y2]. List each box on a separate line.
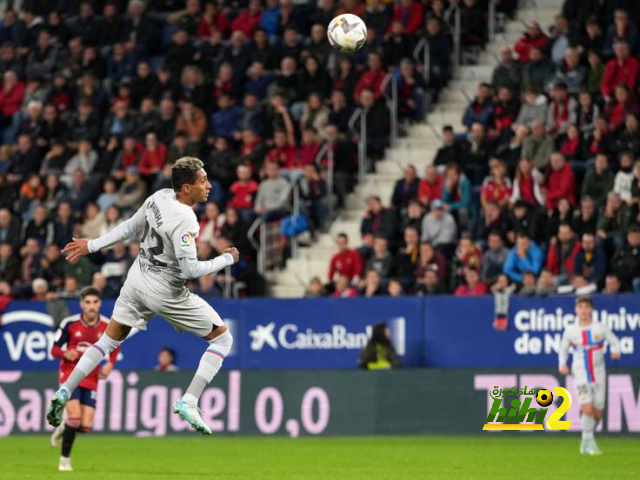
[327, 14, 367, 54]
[536, 389, 554, 407]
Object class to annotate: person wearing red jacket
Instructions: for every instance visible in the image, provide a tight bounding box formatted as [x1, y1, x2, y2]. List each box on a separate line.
[331, 274, 359, 298]
[600, 41, 640, 100]
[387, 0, 424, 36]
[50, 288, 119, 472]
[514, 22, 549, 63]
[198, 2, 229, 39]
[328, 233, 363, 284]
[353, 52, 387, 102]
[454, 267, 488, 296]
[545, 223, 582, 285]
[230, 0, 263, 38]
[418, 165, 443, 207]
[545, 152, 575, 210]
[228, 164, 259, 222]
[0, 70, 25, 125]
[138, 133, 168, 177]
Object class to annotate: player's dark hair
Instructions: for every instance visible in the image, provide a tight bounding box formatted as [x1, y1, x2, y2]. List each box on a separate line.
[80, 286, 101, 300]
[172, 157, 204, 192]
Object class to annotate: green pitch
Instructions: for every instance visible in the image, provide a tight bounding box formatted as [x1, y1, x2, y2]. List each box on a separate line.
[2, 435, 640, 479]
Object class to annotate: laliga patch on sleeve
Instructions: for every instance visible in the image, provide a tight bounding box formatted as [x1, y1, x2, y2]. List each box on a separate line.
[180, 232, 194, 250]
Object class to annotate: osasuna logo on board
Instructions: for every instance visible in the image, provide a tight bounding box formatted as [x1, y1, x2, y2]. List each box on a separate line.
[249, 318, 406, 353]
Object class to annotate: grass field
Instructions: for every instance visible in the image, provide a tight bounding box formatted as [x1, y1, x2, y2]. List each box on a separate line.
[2, 435, 640, 479]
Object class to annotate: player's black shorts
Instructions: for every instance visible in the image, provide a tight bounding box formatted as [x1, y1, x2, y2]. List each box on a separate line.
[69, 387, 97, 408]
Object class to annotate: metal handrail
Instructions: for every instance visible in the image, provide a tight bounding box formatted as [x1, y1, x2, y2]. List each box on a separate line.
[223, 265, 232, 298]
[247, 217, 265, 274]
[348, 108, 366, 184]
[381, 73, 398, 148]
[291, 181, 300, 259]
[314, 142, 335, 222]
[413, 37, 430, 85]
[453, 5, 461, 78]
[488, 0, 496, 44]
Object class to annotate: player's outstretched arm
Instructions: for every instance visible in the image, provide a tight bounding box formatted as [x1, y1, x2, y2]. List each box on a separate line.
[63, 205, 147, 263]
[604, 325, 621, 360]
[558, 330, 571, 375]
[178, 247, 240, 279]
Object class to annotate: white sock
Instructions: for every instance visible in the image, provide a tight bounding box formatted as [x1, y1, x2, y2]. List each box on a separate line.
[581, 413, 595, 441]
[61, 334, 122, 394]
[183, 331, 233, 407]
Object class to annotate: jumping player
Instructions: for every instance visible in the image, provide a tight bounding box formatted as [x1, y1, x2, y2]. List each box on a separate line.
[50, 287, 118, 472]
[46, 157, 239, 435]
[559, 296, 621, 455]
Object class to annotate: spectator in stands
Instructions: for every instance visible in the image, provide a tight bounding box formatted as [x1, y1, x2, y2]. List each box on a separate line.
[442, 162, 472, 225]
[332, 274, 358, 298]
[610, 224, 640, 292]
[514, 89, 547, 129]
[523, 47, 554, 93]
[417, 266, 446, 295]
[613, 152, 636, 203]
[552, 48, 587, 94]
[511, 157, 545, 207]
[605, 82, 637, 130]
[596, 192, 630, 251]
[473, 201, 508, 247]
[460, 123, 491, 185]
[600, 40, 639, 101]
[424, 16, 451, 93]
[573, 232, 607, 287]
[254, 161, 291, 221]
[481, 231, 509, 284]
[0, 209, 20, 254]
[515, 21, 549, 63]
[480, 158, 512, 209]
[353, 52, 386, 101]
[299, 163, 328, 232]
[492, 47, 522, 96]
[421, 199, 457, 257]
[361, 195, 397, 244]
[603, 9, 639, 59]
[545, 153, 576, 210]
[550, 15, 570, 65]
[175, 99, 207, 143]
[434, 125, 462, 167]
[573, 196, 599, 237]
[581, 154, 614, 207]
[459, 0, 486, 50]
[415, 241, 447, 284]
[115, 167, 147, 216]
[546, 82, 577, 137]
[454, 266, 488, 296]
[392, 226, 420, 290]
[418, 165, 443, 208]
[503, 232, 544, 283]
[391, 165, 419, 211]
[490, 86, 520, 145]
[462, 83, 493, 130]
[155, 347, 179, 372]
[0, 242, 19, 284]
[545, 223, 581, 285]
[360, 268, 385, 298]
[449, 233, 482, 291]
[602, 273, 623, 294]
[575, 91, 599, 138]
[383, 21, 414, 69]
[328, 233, 363, 285]
[6, 134, 41, 185]
[365, 236, 394, 282]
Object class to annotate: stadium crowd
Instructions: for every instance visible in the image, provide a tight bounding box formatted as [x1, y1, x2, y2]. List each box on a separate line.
[311, 0, 640, 299]
[0, 0, 489, 300]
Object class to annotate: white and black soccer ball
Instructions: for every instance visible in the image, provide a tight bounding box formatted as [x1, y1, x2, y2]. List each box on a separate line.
[327, 14, 367, 54]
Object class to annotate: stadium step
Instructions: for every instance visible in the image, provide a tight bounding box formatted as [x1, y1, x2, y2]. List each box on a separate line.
[269, 0, 561, 298]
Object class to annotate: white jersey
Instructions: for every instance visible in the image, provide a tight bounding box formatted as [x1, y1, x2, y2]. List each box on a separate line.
[126, 189, 200, 297]
[559, 321, 620, 385]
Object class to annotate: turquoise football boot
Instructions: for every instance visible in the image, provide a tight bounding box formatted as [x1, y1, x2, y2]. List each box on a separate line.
[46, 389, 69, 427]
[173, 398, 212, 435]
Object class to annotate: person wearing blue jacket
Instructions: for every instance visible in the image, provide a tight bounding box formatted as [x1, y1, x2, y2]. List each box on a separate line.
[442, 163, 472, 227]
[503, 233, 544, 283]
[573, 232, 608, 286]
[462, 83, 494, 129]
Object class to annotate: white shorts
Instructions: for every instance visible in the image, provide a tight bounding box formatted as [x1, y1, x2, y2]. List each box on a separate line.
[112, 282, 224, 337]
[575, 381, 606, 410]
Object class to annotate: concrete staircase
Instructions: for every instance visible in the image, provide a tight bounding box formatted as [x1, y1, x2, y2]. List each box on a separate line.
[269, 0, 560, 298]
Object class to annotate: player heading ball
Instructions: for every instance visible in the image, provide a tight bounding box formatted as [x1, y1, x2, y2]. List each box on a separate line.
[47, 157, 240, 437]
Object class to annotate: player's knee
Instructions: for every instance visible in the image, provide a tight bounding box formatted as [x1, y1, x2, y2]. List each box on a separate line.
[66, 418, 81, 429]
[79, 425, 91, 433]
[582, 404, 594, 416]
[208, 329, 233, 358]
[593, 410, 603, 421]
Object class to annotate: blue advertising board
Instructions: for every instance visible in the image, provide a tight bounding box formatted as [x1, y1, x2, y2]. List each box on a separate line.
[1, 295, 638, 370]
[424, 294, 640, 367]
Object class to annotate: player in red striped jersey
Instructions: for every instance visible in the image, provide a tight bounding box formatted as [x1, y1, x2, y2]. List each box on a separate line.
[50, 287, 120, 472]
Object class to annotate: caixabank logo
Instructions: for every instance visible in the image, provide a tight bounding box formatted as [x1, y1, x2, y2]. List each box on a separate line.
[483, 386, 573, 431]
